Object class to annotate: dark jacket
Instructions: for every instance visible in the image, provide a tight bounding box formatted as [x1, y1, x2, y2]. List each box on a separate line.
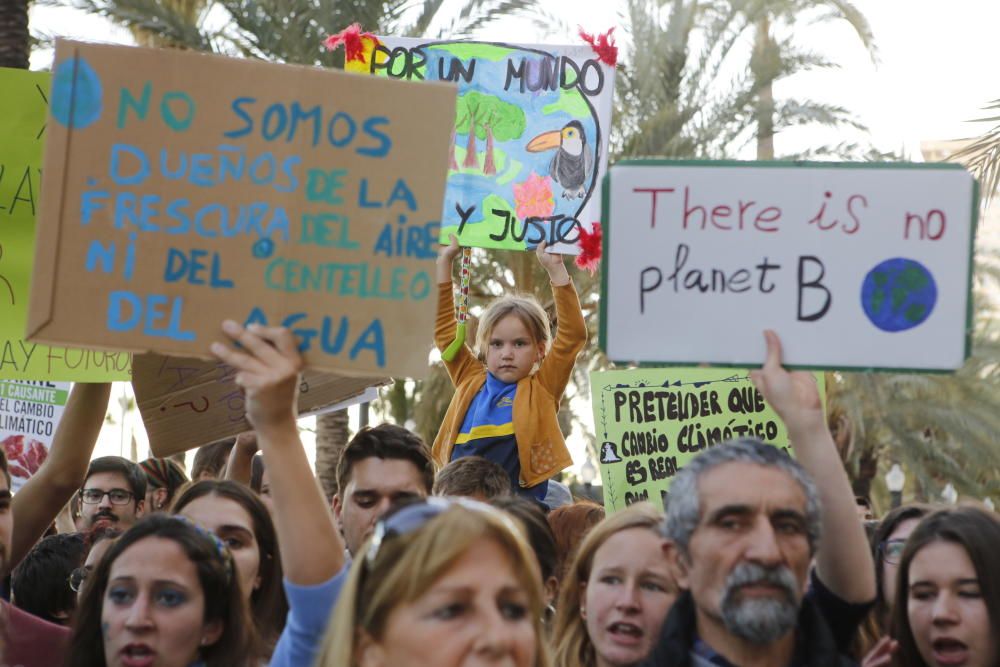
[639, 591, 859, 667]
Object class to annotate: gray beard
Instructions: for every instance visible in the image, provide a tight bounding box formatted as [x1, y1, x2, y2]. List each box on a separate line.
[719, 563, 800, 644]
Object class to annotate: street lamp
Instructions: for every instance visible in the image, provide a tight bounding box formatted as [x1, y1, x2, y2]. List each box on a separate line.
[885, 463, 905, 510]
[942, 482, 958, 505]
[580, 456, 597, 500]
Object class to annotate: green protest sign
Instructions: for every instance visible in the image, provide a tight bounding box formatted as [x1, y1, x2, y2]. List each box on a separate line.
[590, 367, 825, 512]
[0, 67, 131, 381]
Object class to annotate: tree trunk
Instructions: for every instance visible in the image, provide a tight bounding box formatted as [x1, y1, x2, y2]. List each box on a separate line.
[0, 0, 30, 69]
[483, 124, 497, 175]
[449, 128, 459, 170]
[463, 121, 479, 169]
[852, 447, 878, 499]
[752, 18, 776, 160]
[315, 410, 351, 500]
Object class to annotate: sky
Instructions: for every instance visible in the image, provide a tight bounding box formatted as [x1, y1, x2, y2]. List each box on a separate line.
[25, 0, 1000, 470]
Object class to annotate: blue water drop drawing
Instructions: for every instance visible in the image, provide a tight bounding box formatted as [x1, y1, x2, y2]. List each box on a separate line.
[860, 258, 937, 332]
[51, 56, 103, 129]
[252, 238, 275, 259]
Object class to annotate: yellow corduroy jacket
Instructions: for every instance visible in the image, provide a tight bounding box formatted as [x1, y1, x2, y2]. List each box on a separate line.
[432, 279, 587, 488]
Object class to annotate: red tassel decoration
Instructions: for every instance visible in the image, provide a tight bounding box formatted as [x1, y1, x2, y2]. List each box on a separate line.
[578, 27, 618, 67]
[323, 23, 376, 62]
[575, 222, 602, 275]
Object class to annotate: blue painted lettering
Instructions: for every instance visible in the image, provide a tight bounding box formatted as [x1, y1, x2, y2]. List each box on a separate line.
[110, 143, 150, 186]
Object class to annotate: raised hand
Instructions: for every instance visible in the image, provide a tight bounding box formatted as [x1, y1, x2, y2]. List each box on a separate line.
[535, 240, 570, 286]
[210, 320, 302, 436]
[749, 329, 823, 433]
[436, 233, 461, 283]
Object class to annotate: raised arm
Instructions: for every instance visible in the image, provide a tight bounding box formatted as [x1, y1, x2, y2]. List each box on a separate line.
[435, 234, 478, 382]
[750, 330, 876, 604]
[224, 432, 258, 487]
[7, 382, 111, 573]
[211, 321, 344, 585]
[534, 242, 587, 397]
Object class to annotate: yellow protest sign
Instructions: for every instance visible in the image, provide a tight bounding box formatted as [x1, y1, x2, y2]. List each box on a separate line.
[590, 367, 825, 512]
[0, 66, 131, 380]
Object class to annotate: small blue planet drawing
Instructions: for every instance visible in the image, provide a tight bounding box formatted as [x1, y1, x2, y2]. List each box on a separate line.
[51, 57, 103, 129]
[860, 258, 937, 332]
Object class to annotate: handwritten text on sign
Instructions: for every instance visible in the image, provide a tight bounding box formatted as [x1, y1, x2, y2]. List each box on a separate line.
[590, 368, 823, 513]
[348, 39, 615, 254]
[0, 66, 131, 381]
[27, 41, 456, 378]
[601, 162, 977, 370]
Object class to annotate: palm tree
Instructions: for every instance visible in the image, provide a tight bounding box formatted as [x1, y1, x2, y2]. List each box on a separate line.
[0, 0, 30, 68]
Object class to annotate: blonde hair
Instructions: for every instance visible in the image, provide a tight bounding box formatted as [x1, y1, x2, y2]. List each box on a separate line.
[315, 502, 553, 667]
[551, 503, 667, 667]
[475, 294, 552, 362]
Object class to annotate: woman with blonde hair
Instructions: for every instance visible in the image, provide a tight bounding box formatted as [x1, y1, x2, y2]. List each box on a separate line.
[316, 497, 552, 667]
[552, 503, 678, 667]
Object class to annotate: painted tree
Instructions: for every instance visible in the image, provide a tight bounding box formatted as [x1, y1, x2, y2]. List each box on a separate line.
[456, 91, 526, 174]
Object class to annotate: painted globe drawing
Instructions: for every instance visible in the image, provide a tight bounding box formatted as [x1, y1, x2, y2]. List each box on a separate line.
[51, 57, 103, 129]
[860, 258, 937, 332]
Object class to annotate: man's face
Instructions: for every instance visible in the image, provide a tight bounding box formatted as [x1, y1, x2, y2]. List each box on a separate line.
[668, 462, 812, 645]
[0, 474, 12, 574]
[332, 457, 427, 556]
[80, 471, 144, 530]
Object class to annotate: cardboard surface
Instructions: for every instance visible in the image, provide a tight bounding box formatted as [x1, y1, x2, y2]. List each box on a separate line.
[601, 161, 978, 371]
[0, 380, 72, 492]
[132, 352, 390, 456]
[348, 38, 615, 253]
[28, 41, 457, 379]
[591, 367, 824, 512]
[0, 66, 131, 381]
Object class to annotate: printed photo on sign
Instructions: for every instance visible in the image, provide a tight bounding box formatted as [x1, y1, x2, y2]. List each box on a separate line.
[0, 380, 72, 491]
[347, 37, 615, 254]
[590, 367, 824, 513]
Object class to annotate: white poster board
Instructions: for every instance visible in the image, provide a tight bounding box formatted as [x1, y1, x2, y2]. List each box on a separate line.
[601, 161, 978, 371]
[0, 380, 72, 492]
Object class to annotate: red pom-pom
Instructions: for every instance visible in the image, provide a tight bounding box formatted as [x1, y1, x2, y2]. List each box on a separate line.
[323, 23, 376, 63]
[578, 27, 618, 67]
[575, 222, 602, 274]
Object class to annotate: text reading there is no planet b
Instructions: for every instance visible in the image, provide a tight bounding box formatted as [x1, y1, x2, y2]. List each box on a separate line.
[27, 40, 457, 379]
[601, 162, 977, 371]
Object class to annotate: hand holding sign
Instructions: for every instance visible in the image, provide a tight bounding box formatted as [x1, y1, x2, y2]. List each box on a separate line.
[211, 321, 301, 436]
[750, 330, 824, 435]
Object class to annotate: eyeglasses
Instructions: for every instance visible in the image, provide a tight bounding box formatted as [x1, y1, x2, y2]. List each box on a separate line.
[365, 496, 511, 566]
[881, 538, 907, 565]
[79, 488, 134, 505]
[68, 566, 91, 592]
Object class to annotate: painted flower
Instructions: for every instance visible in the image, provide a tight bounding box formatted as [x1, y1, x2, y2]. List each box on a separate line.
[513, 172, 555, 221]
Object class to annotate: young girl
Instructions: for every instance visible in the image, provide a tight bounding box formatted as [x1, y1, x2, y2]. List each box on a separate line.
[434, 236, 587, 501]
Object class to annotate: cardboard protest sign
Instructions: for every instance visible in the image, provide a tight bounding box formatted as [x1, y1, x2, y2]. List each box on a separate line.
[590, 367, 825, 512]
[132, 353, 391, 456]
[27, 41, 457, 379]
[601, 161, 978, 371]
[347, 38, 615, 254]
[0, 67, 131, 381]
[0, 380, 72, 491]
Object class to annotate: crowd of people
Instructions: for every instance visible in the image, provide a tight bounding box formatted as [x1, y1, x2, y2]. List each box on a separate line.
[0, 242, 996, 667]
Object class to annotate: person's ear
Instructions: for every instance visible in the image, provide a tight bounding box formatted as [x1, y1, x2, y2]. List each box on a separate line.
[578, 580, 587, 619]
[332, 494, 345, 531]
[663, 539, 691, 590]
[153, 488, 169, 511]
[544, 575, 559, 607]
[200, 619, 223, 648]
[135, 498, 145, 518]
[356, 629, 385, 667]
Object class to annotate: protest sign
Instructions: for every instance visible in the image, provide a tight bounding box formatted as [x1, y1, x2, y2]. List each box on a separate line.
[601, 161, 978, 371]
[590, 367, 825, 512]
[132, 353, 391, 456]
[0, 66, 131, 381]
[0, 380, 72, 491]
[27, 40, 457, 379]
[347, 38, 615, 254]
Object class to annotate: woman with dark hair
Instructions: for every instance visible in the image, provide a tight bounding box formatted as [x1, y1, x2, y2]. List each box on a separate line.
[139, 458, 190, 512]
[65, 513, 258, 667]
[171, 479, 287, 652]
[858, 503, 935, 665]
[890, 506, 999, 667]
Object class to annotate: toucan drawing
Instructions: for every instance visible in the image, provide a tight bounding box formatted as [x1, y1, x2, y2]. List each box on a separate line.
[526, 120, 593, 200]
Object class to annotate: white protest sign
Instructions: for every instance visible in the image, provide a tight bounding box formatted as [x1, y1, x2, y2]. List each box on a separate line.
[0, 380, 72, 492]
[601, 161, 977, 370]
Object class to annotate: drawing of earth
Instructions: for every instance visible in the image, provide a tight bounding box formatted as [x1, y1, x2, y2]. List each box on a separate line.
[860, 258, 937, 332]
